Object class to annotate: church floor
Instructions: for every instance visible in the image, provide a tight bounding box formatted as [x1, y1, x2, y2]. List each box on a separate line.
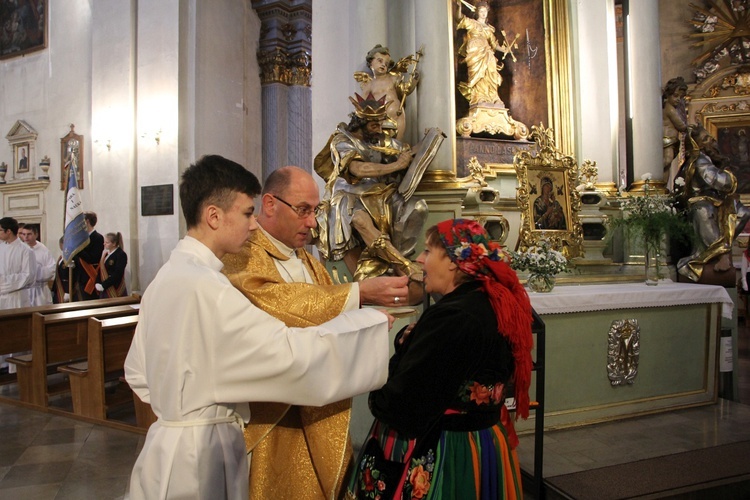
[0, 330, 747, 499]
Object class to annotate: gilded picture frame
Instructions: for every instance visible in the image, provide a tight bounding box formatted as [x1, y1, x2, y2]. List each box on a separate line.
[0, 1, 48, 60]
[515, 125, 584, 258]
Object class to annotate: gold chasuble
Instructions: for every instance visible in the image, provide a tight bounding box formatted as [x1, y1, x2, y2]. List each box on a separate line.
[222, 229, 353, 500]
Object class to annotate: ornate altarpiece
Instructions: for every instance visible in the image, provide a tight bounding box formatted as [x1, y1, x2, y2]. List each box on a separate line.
[451, 0, 573, 199]
[688, 65, 750, 206]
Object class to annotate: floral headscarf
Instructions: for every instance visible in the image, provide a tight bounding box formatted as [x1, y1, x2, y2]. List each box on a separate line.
[436, 219, 534, 420]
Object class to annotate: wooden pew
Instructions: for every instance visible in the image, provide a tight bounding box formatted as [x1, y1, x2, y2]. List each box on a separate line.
[6, 304, 140, 407]
[0, 296, 141, 374]
[132, 390, 158, 429]
[59, 316, 139, 420]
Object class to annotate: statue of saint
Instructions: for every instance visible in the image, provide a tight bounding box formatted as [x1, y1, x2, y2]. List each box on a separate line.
[314, 93, 444, 290]
[677, 125, 750, 282]
[354, 44, 422, 141]
[454, 0, 528, 138]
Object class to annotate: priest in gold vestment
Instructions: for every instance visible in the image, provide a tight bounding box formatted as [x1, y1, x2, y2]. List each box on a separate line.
[222, 166, 409, 499]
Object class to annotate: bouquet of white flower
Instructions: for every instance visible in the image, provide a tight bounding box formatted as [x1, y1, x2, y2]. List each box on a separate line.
[510, 239, 570, 292]
[511, 240, 570, 276]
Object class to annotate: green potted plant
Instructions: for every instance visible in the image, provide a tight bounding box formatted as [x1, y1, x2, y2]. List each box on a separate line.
[610, 174, 693, 285]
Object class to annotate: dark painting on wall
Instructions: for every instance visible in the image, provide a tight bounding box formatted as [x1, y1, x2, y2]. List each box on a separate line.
[717, 125, 750, 194]
[0, 0, 47, 60]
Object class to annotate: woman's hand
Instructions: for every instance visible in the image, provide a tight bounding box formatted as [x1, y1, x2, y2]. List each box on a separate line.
[397, 322, 417, 346]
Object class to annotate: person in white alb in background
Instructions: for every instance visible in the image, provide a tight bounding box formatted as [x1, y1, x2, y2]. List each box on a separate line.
[18, 224, 55, 306]
[0, 217, 37, 374]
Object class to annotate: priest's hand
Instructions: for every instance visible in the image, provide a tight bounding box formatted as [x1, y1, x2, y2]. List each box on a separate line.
[359, 275, 409, 307]
[95, 283, 104, 292]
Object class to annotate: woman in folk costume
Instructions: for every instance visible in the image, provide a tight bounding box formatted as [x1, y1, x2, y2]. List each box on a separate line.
[346, 219, 534, 500]
[95, 232, 128, 298]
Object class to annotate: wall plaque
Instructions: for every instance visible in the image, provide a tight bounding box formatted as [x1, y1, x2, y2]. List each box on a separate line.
[141, 184, 174, 216]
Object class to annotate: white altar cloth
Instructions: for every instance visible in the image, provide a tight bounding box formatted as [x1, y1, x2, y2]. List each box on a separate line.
[529, 280, 734, 319]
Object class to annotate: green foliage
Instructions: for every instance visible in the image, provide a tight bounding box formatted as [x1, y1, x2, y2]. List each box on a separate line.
[609, 178, 694, 257]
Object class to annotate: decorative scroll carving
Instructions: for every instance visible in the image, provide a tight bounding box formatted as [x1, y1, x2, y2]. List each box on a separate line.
[258, 48, 311, 86]
[607, 319, 640, 386]
[578, 159, 598, 191]
[467, 156, 488, 187]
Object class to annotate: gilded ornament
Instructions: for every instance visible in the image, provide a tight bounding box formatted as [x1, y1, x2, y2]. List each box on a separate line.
[607, 319, 640, 386]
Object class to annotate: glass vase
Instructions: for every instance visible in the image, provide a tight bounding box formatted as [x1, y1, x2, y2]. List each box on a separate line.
[528, 273, 556, 293]
[644, 248, 659, 286]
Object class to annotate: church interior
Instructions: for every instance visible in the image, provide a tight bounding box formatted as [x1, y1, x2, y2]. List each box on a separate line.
[2, 0, 750, 498]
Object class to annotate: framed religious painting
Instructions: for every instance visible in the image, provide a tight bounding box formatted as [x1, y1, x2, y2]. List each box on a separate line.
[688, 66, 750, 205]
[515, 124, 584, 259]
[60, 125, 84, 190]
[704, 116, 750, 195]
[453, 0, 573, 178]
[14, 142, 30, 174]
[0, 1, 48, 60]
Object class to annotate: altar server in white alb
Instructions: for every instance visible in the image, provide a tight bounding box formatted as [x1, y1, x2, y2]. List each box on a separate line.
[0, 217, 37, 310]
[124, 155, 393, 500]
[0, 217, 38, 374]
[18, 224, 56, 306]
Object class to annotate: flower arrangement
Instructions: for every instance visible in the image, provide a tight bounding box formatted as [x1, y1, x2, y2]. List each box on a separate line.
[610, 173, 693, 283]
[510, 239, 570, 291]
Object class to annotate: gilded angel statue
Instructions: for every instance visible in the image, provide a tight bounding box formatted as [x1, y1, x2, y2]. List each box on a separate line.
[354, 44, 423, 141]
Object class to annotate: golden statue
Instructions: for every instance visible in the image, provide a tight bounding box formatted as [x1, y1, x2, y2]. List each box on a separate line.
[454, 0, 528, 139]
[314, 92, 444, 293]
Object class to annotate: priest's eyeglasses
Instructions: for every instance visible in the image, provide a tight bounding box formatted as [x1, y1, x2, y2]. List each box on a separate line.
[273, 195, 317, 219]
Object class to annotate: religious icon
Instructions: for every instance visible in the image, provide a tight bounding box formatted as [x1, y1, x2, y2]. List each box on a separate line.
[14, 143, 30, 173]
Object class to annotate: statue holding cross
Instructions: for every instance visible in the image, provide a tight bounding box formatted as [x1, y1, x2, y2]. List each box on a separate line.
[454, 0, 528, 139]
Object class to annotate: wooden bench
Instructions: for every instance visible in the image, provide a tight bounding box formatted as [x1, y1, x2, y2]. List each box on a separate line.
[6, 304, 140, 407]
[59, 316, 139, 421]
[0, 296, 141, 379]
[131, 384, 158, 429]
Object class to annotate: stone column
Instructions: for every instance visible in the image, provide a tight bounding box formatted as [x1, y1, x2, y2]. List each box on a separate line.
[414, 0, 455, 176]
[253, 0, 312, 178]
[571, 0, 619, 185]
[628, 1, 662, 183]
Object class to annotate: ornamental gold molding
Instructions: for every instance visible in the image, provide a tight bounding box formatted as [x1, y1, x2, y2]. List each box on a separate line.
[607, 319, 640, 386]
[258, 48, 311, 86]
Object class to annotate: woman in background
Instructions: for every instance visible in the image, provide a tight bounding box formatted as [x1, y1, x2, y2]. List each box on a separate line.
[52, 236, 70, 303]
[95, 232, 128, 298]
[346, 219, 534, 499]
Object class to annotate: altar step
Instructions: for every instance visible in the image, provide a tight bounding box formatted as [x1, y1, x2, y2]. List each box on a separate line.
[518, 399, 750, 500]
